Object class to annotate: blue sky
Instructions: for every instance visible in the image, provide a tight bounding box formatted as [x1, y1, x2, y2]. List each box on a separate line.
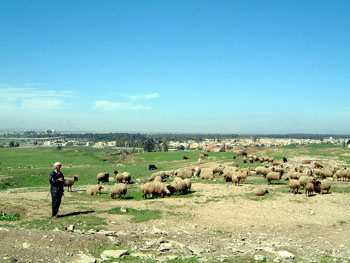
[0, 0, 349, 134]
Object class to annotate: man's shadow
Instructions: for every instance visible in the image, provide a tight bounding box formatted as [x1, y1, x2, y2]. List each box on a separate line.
[58, 210, 95, 218]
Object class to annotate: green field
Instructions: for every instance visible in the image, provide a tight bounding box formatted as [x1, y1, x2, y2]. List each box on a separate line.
[0, 144, 349, 191]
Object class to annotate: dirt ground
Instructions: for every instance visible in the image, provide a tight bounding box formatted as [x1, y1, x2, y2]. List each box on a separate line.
[1, 161, 350, 262]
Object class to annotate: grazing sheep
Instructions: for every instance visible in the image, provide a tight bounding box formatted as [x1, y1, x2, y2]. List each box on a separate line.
[150, 171, 166, 181]
[319, 168, 335, 179]
[87, 185, 103, 195]
[110, 183, 127, 199]
[168, 178, 189, 194]
[175, 168, 195, 179]
[64, 176, 78, 192]
[285, 177, 301, 194]
[212, 166, 225, 175]
[184, 178, 192, 191]
[200, 172, 215, 180]
[122, 172, 131, 184]
[305, 182, 314, 197]
[319, 180, 331, 194]
[236, 170, 250, 183]
[149, 164, 158, 170]
[114, 170, 123, 183]
[194, 167, 201, 177]
[314, 162, 324, 169]
[142, 181, 169, 199]
[153, 175, 163, 182]
[253, 188, 269, 196]
[336, 169, 348, 181]
[298, 175, 313, 188]
[266, 171, 284, 184]
[97, 173, 109, 184]
[223, 172, 233, 182]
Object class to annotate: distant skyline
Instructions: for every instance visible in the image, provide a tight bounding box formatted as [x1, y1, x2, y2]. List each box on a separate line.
[1, 1, 349, 134]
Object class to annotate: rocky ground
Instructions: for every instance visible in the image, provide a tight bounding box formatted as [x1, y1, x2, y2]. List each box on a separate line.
[1, 160, 350, 262]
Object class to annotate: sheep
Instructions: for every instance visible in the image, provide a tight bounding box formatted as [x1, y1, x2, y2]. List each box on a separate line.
[253, 188, 269, 196]
[110, 183, 127, 199]
[168, 178, 189, 194]
[298, 175, 313, 188]
[336, 169, 348, 181]
[150, 171, 167, 181]
[153, 175, 163, 182]
[184, 178, 192, 191]
[283, 157, 288, 163]
[212, 166, 225, 175]
[314, 162, 324, 169]
[175, 168, 195, 179]
[122, 172, 131, 184]
[97, 173, 109, 184]
[285, 177, 300, 194]
[64, 176, 78, 192]
[87, 185, 103, 195]
[200, 172, 215, 180]
[266, 170, 284, 184]
[287, 170, 301, 180]
[149, 164, 157, 170]
[114, 170, 123, 183]
[223, 172, 233, 182]
[319, 180, 331, 194]
[236, 170, 250, 183]
[142, 181, 170, 199]
[194, 167, 201, 177]
[319, 168, 335, 179]
[305, 182, 314, 197]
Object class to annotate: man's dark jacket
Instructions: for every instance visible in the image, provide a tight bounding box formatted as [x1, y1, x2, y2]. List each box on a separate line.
[49, 170, 64, 196]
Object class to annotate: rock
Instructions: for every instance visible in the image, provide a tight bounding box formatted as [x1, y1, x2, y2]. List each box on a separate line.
[254, 255, 266, 261]
[101, 231, 118, 237]
[71, 254, 97, 263]
[100, 250, 129, 260]
[108, 236, 121, 246]
[145, 241, 155, 248]
[277, 250, 295, 259]
[23, 242, 30, 249]
[157, 237, 169, 244]
[158, 243, 174, 251]
[132, 253, 155, 260]
[153, 227, 167, 235]
[188, 245, 204, 255]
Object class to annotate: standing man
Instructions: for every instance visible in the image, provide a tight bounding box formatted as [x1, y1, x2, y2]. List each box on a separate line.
[49, 162, 64, 219]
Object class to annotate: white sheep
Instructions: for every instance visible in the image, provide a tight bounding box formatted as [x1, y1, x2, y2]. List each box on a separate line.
[110, 183, 127, 199]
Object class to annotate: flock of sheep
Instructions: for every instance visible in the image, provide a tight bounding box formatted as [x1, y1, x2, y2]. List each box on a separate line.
[62, 152, 350, 200]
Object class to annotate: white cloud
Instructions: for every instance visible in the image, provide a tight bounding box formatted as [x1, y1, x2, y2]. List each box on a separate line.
[0, 87, 74, 100]
[124, 93, 159, 100]
[94, 101, 151, 111]
[20, 98, 64, 111]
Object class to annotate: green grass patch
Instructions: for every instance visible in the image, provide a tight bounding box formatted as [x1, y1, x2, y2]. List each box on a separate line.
[104, 206, 162, 223]
[20, 212, 106, 231]
[0, 211, 20, 221]
[330, 186, 350, 194]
